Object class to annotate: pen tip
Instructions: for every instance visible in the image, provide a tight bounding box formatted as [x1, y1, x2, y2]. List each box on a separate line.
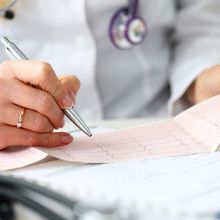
[89, 133, 93, 137]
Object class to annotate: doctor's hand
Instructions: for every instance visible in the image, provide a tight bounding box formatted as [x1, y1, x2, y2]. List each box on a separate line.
[186, 65, 220, 105]
[0, 60, 80, 150]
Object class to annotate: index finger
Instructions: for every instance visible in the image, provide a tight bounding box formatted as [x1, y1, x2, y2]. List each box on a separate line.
[0, 125, 73, 149]
[0, 60, 73, 109]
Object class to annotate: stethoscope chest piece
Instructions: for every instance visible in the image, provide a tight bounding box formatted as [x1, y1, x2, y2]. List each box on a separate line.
[109, 0, 147, 50]
[126, 16, 147, 44]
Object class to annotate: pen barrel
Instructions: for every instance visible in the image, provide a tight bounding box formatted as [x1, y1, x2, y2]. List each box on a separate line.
[64, 107, 92, 137]
[64, 108, 79, 128]
[1, 36, 28, 60]
[9, 43, 28, 60]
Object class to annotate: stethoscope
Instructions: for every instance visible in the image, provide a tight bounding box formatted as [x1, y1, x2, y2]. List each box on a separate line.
[0, 174, 137, 220]
[0, 0, 147, 50]
[109, 0, 147, 49]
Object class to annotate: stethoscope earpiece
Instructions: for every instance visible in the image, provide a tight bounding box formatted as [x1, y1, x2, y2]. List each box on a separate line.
[109, 0, 147, 50]
[4, 10, 15, 19]
[0, 0, 17, 20]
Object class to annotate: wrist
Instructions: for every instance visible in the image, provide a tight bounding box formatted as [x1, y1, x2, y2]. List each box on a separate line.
[185, 81, 196, 105]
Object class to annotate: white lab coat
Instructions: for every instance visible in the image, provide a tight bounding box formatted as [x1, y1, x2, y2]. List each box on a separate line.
[1, 0, 220, 120]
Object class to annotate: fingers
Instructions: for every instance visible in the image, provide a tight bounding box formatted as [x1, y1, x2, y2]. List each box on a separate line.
[0, 103, 54, 133]
[54, 75, 80, 108]
[0, 125, 73, 150]
[4, 79, 64, 129]
[0, 60, 79, 149]
[0, 60, 60, 92]
[60, 75, 81, 94]
[0, 60, 79, 109]
[60, 75, 81, 105]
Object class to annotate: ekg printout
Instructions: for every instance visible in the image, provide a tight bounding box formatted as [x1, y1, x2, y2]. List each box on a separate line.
[0, 147, 47, 171]
[1, 95, 220, 171]
[41, 95, 220, 163]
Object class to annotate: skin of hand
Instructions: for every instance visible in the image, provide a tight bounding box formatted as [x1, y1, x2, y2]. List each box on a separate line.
[186, 65, 220, 105]
[0, 60, 80, 150]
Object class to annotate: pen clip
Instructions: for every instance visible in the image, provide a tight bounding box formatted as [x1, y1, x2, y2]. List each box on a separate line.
[5, 47, 16, 60]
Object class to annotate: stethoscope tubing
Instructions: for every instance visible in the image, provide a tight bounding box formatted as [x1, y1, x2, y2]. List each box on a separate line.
[0, 0, 17, 12]
[0, 174, 74, 208]
[0, 187, 66, 220]
[128, 0, 139, 16]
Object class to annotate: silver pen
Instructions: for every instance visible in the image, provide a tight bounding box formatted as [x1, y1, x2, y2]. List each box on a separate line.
[1, 36, 92, 137]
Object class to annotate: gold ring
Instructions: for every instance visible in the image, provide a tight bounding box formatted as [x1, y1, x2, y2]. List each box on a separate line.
[17, 108, 25, 128]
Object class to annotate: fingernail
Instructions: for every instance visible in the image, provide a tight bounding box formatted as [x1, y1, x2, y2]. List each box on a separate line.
[61, 134, 73, 144]
[61, 95, 73, 108]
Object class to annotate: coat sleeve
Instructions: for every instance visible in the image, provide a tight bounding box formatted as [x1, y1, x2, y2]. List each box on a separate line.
[169, 0, 220, 115]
